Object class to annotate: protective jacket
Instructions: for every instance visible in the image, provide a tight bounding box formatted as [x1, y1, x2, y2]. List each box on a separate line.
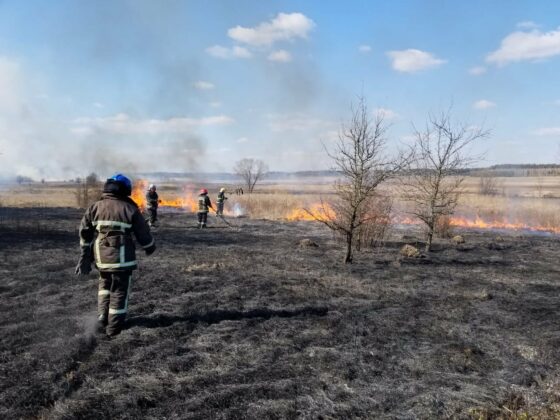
[198, 195, 212, 213]
[217, 191, 227, 203]
[146, 190, 159, 209]
[79, 185, 155, 272]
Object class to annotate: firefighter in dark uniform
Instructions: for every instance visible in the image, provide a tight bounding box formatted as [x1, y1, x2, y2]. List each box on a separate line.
[75, 174, 156, 337]
[216, 187, 227, 216]
[146, 184, 159, 227]
[197, 188, 213, 228]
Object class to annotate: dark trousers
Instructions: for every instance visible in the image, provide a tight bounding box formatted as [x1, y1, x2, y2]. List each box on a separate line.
[197, 212, 208, 227]
[98, 271, 133, 336]
[216, 202, 224, 215]
[147, 207, 158, 224]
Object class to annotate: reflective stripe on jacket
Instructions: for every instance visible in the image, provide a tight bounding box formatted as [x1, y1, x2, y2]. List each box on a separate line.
[198, 195, 211, 213]
[216, 191, 226, 203]
[79, 193, 154, 271]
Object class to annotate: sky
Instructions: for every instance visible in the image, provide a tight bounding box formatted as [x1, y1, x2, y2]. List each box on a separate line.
[1, 0, 560, 179]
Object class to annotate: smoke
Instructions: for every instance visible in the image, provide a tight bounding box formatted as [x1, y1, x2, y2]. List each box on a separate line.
[233, 202, 245, 217]
[78, 313, 100, 344]
[0, 1, 217, 180]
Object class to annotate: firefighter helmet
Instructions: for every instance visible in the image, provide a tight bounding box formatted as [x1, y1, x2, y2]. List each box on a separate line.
[200, 188, 208, 195]
[109, 173, 132, 196]
[220, 187, 226, 192]
[149, 184, 156, 191]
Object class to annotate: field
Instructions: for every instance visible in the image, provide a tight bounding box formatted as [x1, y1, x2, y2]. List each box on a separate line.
[3, 176, 560, 230]
[1, 201, 560, 418]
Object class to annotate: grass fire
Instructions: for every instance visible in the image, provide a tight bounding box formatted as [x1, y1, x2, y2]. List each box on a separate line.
[1, 2, 560, 419]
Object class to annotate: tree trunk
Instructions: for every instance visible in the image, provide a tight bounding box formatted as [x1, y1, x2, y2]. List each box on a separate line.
[425, 228, 433, 252]
[344, 232, 353, 263]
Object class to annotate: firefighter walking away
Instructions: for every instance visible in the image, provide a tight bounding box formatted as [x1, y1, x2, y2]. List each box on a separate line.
[216, 187, 227, 216]
[197, 188, 213, 228]
[146, 183, 160, 227]
[76, 174, 156, 337]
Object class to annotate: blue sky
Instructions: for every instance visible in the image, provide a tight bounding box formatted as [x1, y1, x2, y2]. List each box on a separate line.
[1, 0, 560, 179]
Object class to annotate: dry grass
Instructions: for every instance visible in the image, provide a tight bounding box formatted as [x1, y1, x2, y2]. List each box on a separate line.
[459, 193, 560, 228]
[2, 176, 560, 230]
[227, 193, 324, 219]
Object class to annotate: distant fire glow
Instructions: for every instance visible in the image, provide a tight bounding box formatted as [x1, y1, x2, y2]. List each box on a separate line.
[286, 203, 560, 234]
[286, 203, 336, 221]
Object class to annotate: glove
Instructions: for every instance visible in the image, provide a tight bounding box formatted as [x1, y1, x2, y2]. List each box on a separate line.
[75, 246, 93, 276]
[145, 243, 156, 256]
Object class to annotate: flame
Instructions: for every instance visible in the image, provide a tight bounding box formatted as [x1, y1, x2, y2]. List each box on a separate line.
[448, 216, 560, 234]
[286, 203, 336, 221]
[132, 180, 199, 213]
[287, 201, 560, 234]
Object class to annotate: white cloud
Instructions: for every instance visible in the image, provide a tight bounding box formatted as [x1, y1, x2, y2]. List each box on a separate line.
[193, 81, 215, 90]
[206, 45, 252, 59]
[236, 137, 249, 143]
[517, 21, 539, 30]
[232, 46, 252, 58]
[469, 66, 487, 75]
[210, 101, 222, 108]
[358, 45, 372, 53]
[534, 127, 560, 136]
[268, 49, 292, 62]
[487, 27, 560, 65]
[227, 12, 315, 47]
[93, 102, 104, 108]
[386, 49, 446, 73]
[473, 100, 496, 109]
[72, 113, 234, 136]
[373, 108, 399, 120]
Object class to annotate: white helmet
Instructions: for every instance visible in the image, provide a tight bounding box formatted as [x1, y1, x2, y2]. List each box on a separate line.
[149, 184, 156, 190]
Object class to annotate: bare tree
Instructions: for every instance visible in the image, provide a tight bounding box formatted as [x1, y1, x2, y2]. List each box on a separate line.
[234, 158, 268, 193]
[478, 171, 500, 195]
[75, 172, 102, 208]
[402, 112, 489, 251]
[311, 97, 410, 263]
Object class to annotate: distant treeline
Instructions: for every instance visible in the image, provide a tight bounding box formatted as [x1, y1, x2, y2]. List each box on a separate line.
[467, 164, 560, 177]
[6, 165, 560, 185]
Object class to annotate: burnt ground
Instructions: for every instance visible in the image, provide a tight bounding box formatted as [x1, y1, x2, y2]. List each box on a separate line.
[0, 207, 559, 419]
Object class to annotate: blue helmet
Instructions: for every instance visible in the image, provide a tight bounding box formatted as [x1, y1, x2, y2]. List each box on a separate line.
[109, 173, 132, 194]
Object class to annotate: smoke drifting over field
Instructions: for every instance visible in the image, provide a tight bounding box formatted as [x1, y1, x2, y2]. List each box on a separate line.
[0, 3, 340, 180]
[0, 2, 219, 180]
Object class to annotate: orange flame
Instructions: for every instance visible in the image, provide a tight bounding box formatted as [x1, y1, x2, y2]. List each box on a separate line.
[448, 216, 560, 234]
[286, 203, 336, 221]
[132, 180, 199, 213]
[287, 201, 560, 234]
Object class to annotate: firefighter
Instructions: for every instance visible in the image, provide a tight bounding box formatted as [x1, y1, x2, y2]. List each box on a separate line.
[146, 184, 159, 227]
[216, 187, 227, 216]
[75, 174, 156, 337]
[197, 188, 213, 228]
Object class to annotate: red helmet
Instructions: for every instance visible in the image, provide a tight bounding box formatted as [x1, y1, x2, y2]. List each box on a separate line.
[200, 188, 208, 195]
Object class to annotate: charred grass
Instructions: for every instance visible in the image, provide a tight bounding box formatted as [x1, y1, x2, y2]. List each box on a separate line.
[1, 208, 559, 419]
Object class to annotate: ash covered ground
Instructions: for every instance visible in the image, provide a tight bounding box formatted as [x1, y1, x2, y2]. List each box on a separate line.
[1, 207, 559, 419]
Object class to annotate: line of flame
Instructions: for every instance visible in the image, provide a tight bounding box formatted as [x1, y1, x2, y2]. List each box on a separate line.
[286, 203, 560, 234]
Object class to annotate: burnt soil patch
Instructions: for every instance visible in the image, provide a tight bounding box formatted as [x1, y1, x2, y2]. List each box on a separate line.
[1, 208, 559, 419]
